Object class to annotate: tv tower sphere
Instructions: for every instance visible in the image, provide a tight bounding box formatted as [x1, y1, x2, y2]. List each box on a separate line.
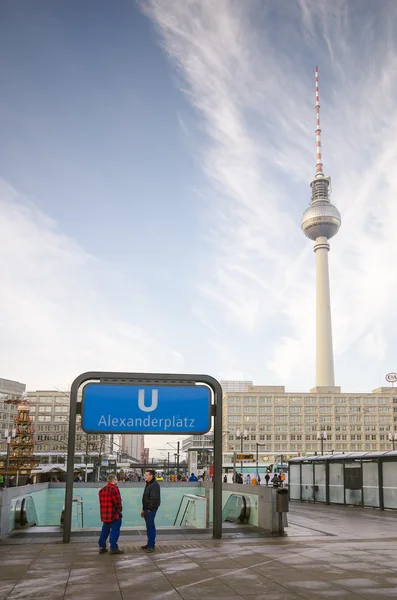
[301, 183, 341, 241]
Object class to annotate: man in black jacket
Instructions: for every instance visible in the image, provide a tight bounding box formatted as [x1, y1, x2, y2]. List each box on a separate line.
[141, 469, 161, 553]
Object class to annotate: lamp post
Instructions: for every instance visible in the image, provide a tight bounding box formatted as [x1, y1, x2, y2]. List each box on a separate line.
[317, 430, 327, 455]
[389, 431, 397, 451]
[4, 427, 16, 487]
[236, 429, 248, 473]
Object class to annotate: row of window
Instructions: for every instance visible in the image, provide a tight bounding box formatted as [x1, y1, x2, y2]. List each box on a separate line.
[227, 415, 393, 424]
[227, 396, 394, 405]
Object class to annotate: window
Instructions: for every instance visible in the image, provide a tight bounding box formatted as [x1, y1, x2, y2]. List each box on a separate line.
[305, 407, 317, 413]
[243, 406, 256, 414]
[243, 416, 256, 423]
[243, 396, 257, 404]
[259, 397, 272, 404]
[319, 397, 331, 404]
[228, 406, 241, 414]
[334, 397, 347, 404]
[259, 416, 272, 423]
[228, 397, 241, 404]
[304, 397, 317, 405]
[275, 406, 287, 413]
[320, 406, 331, 413]
[305, 415, 317, 423]
[289, 416, 302, 423]
[350, 407, 361, 413]
[39, 396, 53, 403]
[274, 416, 287, 423]
[289, 397, 303, 404]
[228, 416, 240, 423]
[259, 406, 272, 413]
[289, 406, 301, 413]
[274, 398, 287, 405]
[335, 407, 347, 413]
[349, 397, 361, 404]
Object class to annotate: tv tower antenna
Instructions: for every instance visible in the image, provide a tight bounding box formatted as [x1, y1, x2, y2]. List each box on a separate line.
[301, 67, 341, 389]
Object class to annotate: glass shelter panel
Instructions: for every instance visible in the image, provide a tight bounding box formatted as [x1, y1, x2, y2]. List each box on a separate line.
[345, 463, 363, 506]
[301, 464, 314, 501]
[329, 462, 344, 504]
[314, 462, 326, 502]
[362, 461, 379, 508]
[289, 464, 300, 500]
[383, 461, 397, 509]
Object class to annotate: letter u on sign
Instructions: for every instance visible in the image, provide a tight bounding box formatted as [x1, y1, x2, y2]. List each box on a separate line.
[138, 389, 158, 413]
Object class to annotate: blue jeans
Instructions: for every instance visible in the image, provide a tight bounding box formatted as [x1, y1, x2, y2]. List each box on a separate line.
[144, 509, 157, 548]
[98, 518, 122, 551]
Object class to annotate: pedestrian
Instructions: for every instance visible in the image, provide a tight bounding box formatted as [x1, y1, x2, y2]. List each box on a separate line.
[279, 472, 286, 487]
[141, 469, 161, 553]
[265, 472, 270, 486]
[223, 475, 227, 483]
[188, 473, 198, 482]
[98, 474, 124, 555]
[257, 474, 261, 485]
[246, 474, 251, 485]
[272, 473, 280, 488]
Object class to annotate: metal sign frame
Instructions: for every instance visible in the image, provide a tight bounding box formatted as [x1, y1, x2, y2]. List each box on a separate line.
[63, 371, 223, 543]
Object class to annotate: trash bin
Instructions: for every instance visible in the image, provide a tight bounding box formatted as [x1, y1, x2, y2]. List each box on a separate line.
[276, 488, 289, 513]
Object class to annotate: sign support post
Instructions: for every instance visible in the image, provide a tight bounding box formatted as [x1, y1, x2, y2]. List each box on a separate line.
[63, 371, 223, 543]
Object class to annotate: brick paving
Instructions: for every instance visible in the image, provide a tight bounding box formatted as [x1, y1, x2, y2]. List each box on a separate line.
[1, 503, 397, 599]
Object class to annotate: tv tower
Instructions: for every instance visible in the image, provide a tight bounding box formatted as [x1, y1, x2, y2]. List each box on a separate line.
[301, 67, 341, 388]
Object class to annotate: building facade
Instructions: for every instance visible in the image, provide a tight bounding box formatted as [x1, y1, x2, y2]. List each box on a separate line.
[26, 390, 111, 455]
[120, 434, 143, 461]
[223, 384, 397, 456]
[0, 378, 26, 452]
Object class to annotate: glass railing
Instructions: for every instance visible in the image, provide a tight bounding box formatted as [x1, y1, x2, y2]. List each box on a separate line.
[173, 494, 206, 528]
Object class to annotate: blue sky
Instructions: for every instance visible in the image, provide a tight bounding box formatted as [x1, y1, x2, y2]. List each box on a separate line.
[1, 1, 397, 455]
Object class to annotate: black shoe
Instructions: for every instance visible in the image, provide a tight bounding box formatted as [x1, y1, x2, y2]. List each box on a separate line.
[146, 548, 155, 553]
[109, 549, 124, 555]
[141, 545, 148, 550]
[99, 548, 108, 554]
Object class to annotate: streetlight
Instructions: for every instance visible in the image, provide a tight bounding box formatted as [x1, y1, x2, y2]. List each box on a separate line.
[317, 430, 327, 455]
[3, 427, 16, 487]
[388, 431, 397, 451]
[236, 429, 248, 473]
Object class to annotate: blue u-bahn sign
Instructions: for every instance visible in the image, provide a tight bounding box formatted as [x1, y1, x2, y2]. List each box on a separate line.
[81, 383, 211, 434]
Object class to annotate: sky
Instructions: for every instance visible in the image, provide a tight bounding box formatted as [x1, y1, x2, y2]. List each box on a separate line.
[1, 0, 397, 457]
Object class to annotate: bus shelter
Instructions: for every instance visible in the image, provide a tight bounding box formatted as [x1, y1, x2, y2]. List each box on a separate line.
[288, 451, 397, 509]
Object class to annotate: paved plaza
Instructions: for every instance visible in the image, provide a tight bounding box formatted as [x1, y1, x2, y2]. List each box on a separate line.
[1, 503, 397, 599]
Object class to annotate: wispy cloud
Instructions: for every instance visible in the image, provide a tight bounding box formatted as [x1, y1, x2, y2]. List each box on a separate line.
[143, 0, 397, 390]
[0, 181, 184, 388]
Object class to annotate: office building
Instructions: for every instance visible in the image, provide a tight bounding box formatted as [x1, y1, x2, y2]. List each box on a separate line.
[222, 384, 397, 456]
[0, 377, 26, 452]
[26, 390, 111, 455]
[120, 434, 143, 461]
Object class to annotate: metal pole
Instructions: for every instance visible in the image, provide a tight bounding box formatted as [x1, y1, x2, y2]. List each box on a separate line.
[321, 436, 324, 456]
[240, 435, 243, 473]
[4, 438, 11, 487]
[167, 452, 170, 475]
[256, 443, 259, 482]
[233, 451, 236, 483]
[177, 441, 180, 476]
[211, 376, 223, 539]
[63, 374, 82, 543]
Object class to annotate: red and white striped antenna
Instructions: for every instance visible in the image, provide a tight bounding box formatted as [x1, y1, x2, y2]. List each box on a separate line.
[315, 66, 323, 175]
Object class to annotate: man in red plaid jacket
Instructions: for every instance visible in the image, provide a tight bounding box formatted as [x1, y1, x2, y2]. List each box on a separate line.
[98, 474, 124, 555]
